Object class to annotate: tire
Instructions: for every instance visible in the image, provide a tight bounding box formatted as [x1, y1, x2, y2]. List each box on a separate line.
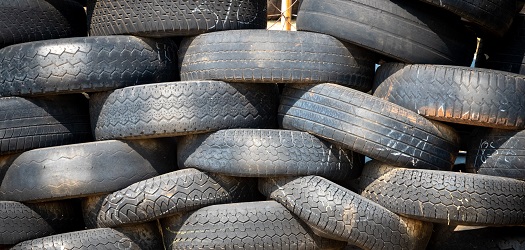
[0, 0, 86, 48]
[279, 83, 459, 170]
[82, 168, 258, 228]
[90, 81, 279, 140]
[259, 176, 433, 250]
[427, 225, 525, 250]
[179, 30, 377, 91]
[0, 95, 92, 155]
[373, 63, 525, 129]
[177, 129, 364, 180]
[296, 0, 477, 66]
[0, 139, 176, 202]
[160, 201, 347, 250]
[0, 36, 178, 97]
[0, 200, 83, 245]
[87, 0, 267, 37]
[357, 161, 525, 226]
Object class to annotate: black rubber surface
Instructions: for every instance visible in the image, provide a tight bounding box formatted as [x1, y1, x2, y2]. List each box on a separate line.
[259, 176, 433, 250]
[161, 201, 347, 250]
[0, 139, 176, 202]
[0, 36, 179, 97]
[296, 0, 477, 65]
[90, 81, 279, 140]
[0, 95, 92, 155]
[87, 0, 267, 37]
[83, 168, 257, 228]
[427, 225, 525, 250]
[279, 83, 459, 170]
[179, 30, 377, 91]
[358, 161, 525, 226]
[0, 0, 86, 48]
[373, 63, 525, 129]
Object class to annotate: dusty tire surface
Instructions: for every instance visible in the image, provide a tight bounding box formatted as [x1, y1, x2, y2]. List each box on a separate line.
[358, 161, 525, 226]
[179, 30, 377, 91]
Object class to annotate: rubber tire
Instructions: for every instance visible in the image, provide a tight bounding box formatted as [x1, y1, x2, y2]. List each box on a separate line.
[0, 139, 176, 202]
[87, 0, 267, 37]
[179, 30, 377, 91]
[161, 201, 347, 250]
[259, 176, 433, 250]
[279, 83, 459, 170]
[177, 129, 364, 180]
[90, 81, 279, 140]
[373, 63, 525, 129]
[0, 36, 179, 97]
[427, 225, 525, 250]
[0, 0, 86, 48]
[0, 200, 83, 245]
[0, 95, 92, 155]
[296, 0, 477, 66]
[82, 168, 258, 228]
[358, 161, 525, 226]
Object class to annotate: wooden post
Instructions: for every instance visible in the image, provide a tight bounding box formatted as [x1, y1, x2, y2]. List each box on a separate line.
[281, 0, 292, 31]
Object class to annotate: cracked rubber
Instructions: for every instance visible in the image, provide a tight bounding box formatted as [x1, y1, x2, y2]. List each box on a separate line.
[373, 63, 525, 129]
[87, 0, 267, 37]
[357, 161, 525, 226]
[0, 0, 86, 48]
[0, 36, 178, 97]
[179, 30, 377, 91]
[279, 83, 459, 170]
[0, 95, 92, 155]
[0, 139, 176, 202]
[296, 0, 477, 65]
[10, 222, 162, 250]
[259, 176, 433, 250]
[82, 168, 258, 228]
[161, 201, 347, 250]
[90, 81, 279, 140]
[0, 200, 83, 245]
[466, 128, 525, 180]
[177, 129, 364, 180]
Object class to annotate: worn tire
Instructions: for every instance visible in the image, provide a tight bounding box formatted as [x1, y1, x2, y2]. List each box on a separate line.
[373, 63, 525, 129]
[259, 176, 433, 250]
[0, 36, 178, 97]
[161, 201, 347, 249]
[83, 168, 257, 228]
[427, 225, 525, 250]
[358, 161, 525, 226]
[87, 0, 267, 37]
[297, 0, 477, 65]
[90, 81, 279, 140]
[179, 30, 377, 91]
[0, 95, 91, 155]
[177, 129, 363, 180]
[280, 83, 459, 170]
[0, 139, 176, 202]
[0, 0, 86, 48]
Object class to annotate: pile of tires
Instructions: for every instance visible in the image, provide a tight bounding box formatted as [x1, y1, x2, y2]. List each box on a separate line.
[1, 0, 525, 249]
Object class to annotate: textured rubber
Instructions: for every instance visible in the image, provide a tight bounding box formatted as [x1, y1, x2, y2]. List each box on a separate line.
[83, 168, 258, 228]
[177, 129, 363, 180]
[0, 95, 92, 155]
[0, 36, 179, 97]
[179, 30, 377, 91]
[466, 128, 525, 180]
[87, 0, 267, 37]
[0, 0, 86, 48]
[0, 139, 176, 202]
[161, 201, 347, 250]
[279, 83, 459, 170]
[259, 176, 433, 250]
[373, 63, 525, 129]
[296, 0, 477, 65]
[90, 81, 279, 140]
[427, 225, 525, 250]
[358, 161, 525, 226]
[0, 200, 83, 245]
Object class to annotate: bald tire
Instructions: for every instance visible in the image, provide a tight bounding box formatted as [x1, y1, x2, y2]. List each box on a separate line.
[358, 161, 525, 226]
